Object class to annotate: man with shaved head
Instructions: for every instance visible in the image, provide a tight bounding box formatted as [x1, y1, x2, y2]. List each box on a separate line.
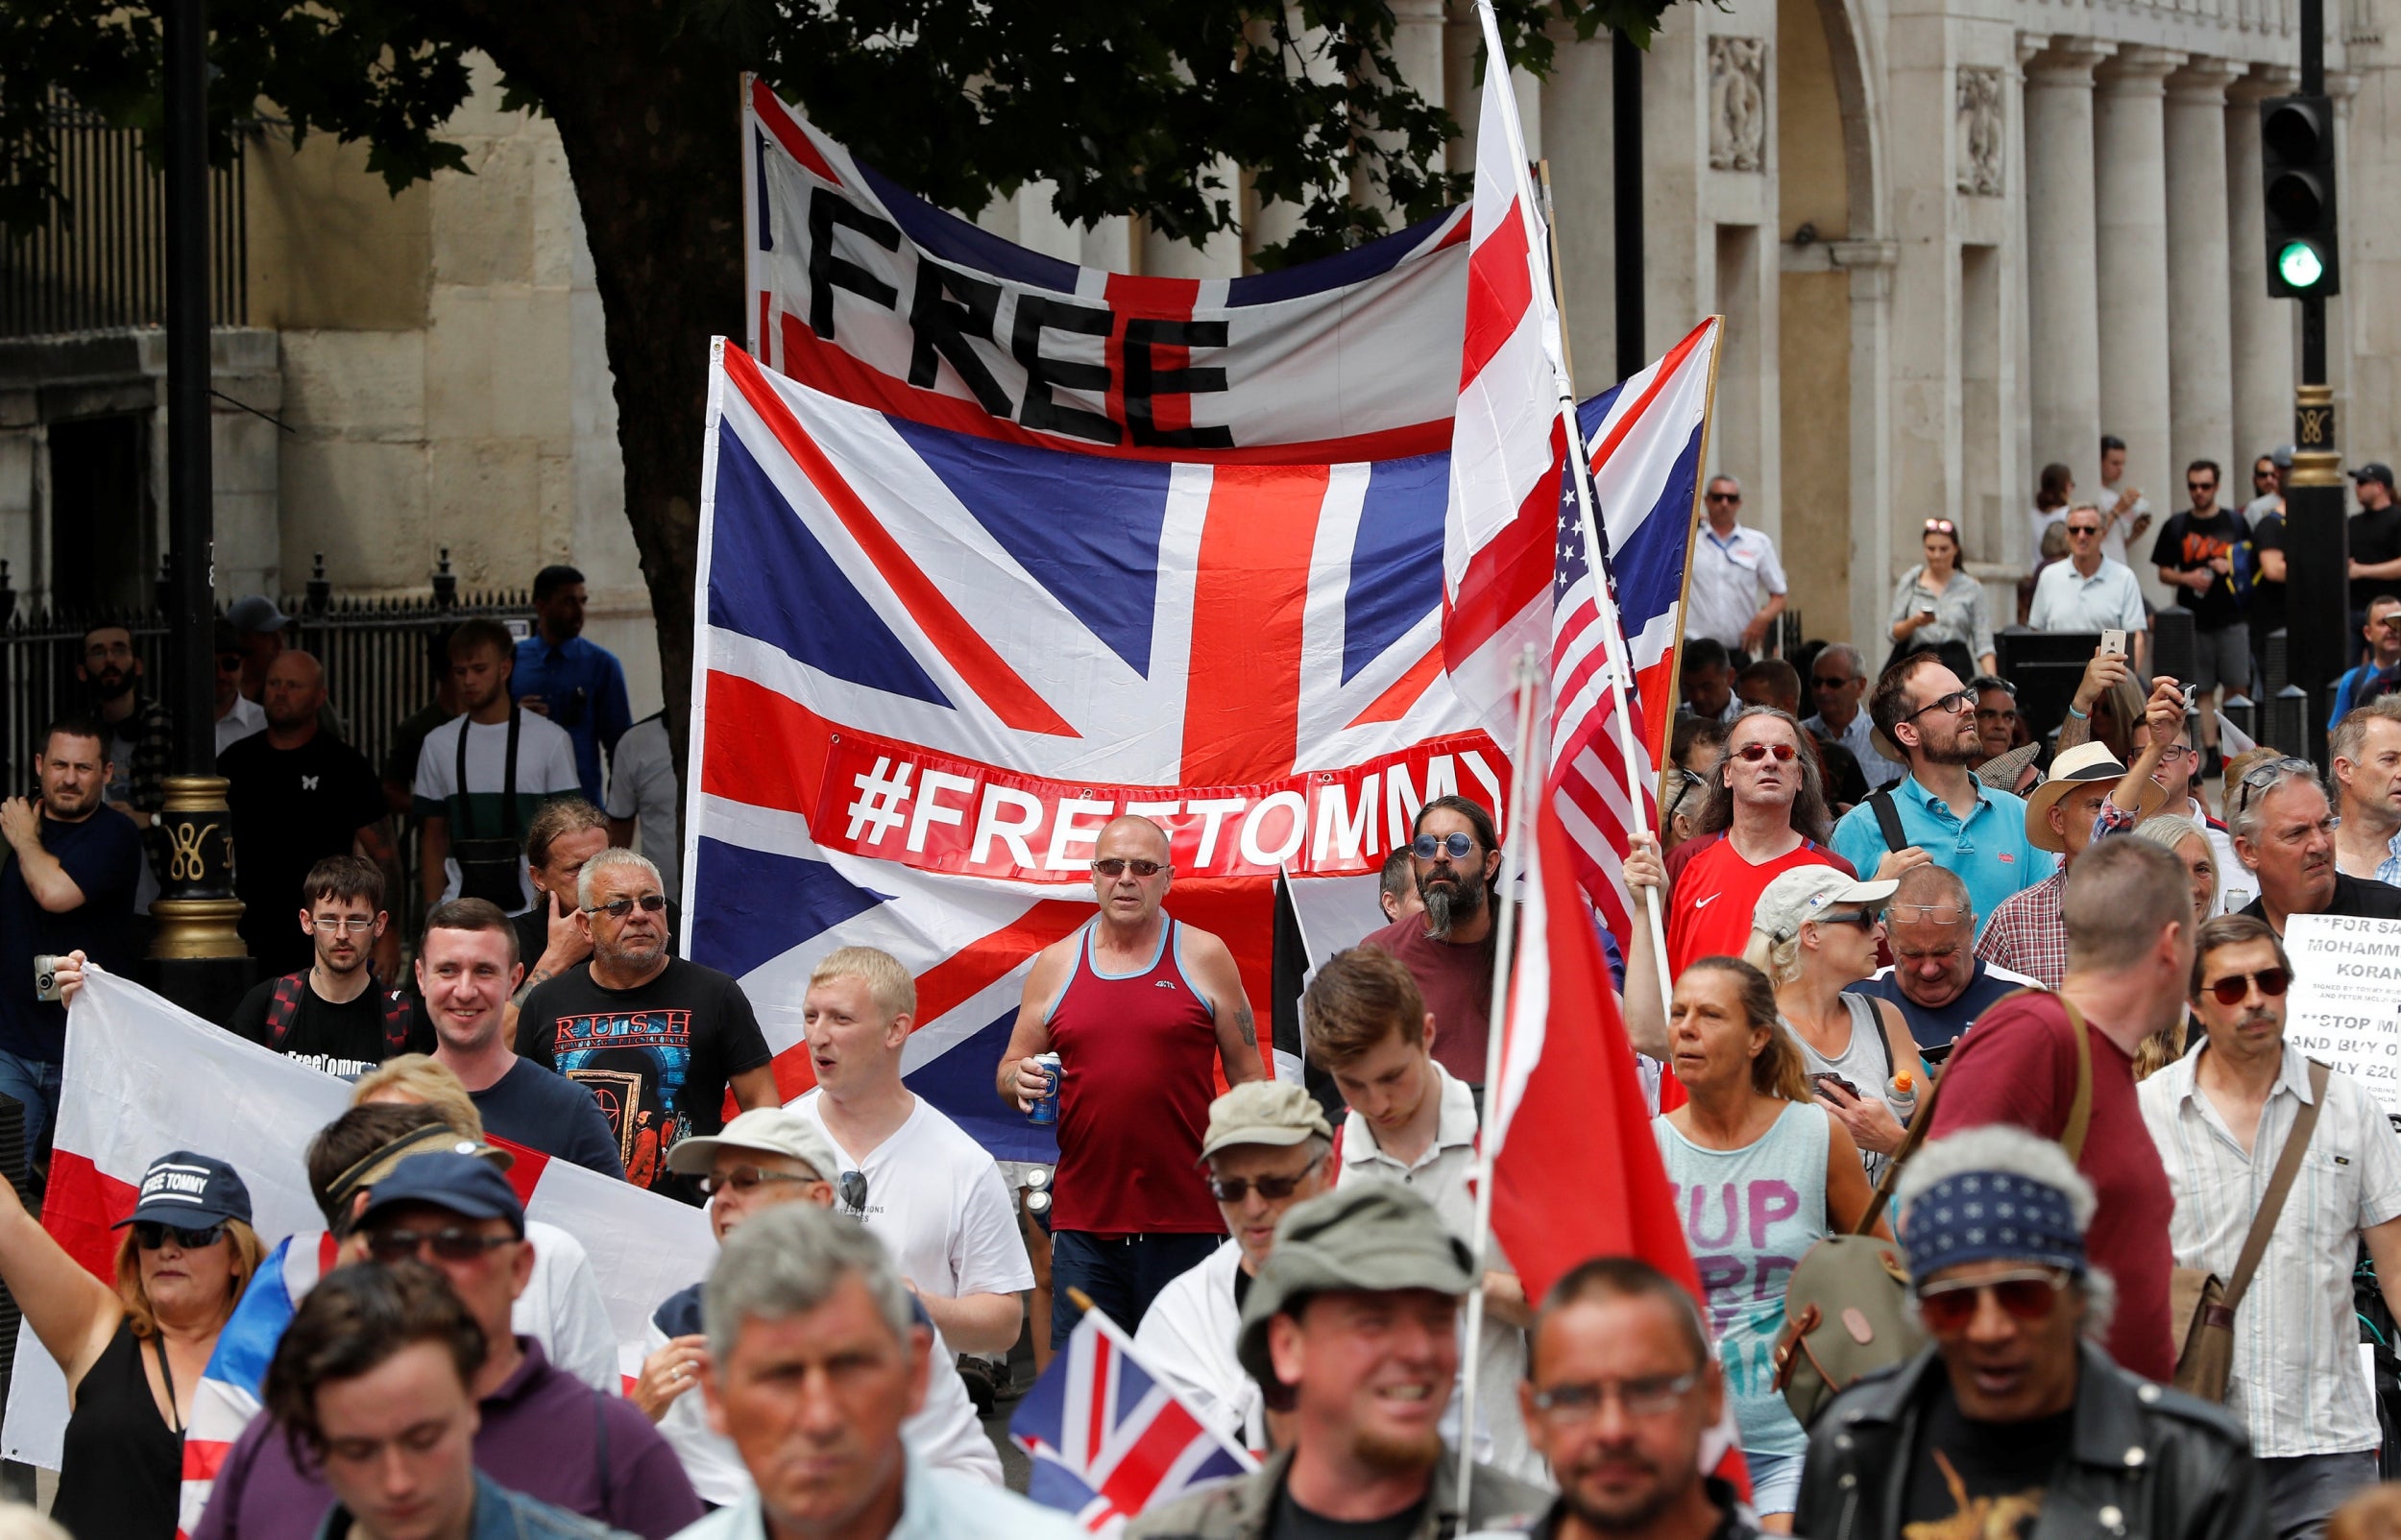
[1000, 813, 1266, 1340]
[220, 648, 400, 975]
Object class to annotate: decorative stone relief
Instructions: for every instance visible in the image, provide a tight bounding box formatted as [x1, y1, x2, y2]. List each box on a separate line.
[1955, 67, 2005, 196]
[1709, 37, 1767, 172]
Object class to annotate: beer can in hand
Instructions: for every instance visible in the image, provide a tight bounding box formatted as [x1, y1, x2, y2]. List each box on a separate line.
[1028, 1052, 1062, 1125]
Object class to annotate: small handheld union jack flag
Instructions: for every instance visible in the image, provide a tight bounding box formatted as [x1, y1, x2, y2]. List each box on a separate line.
[1009, 1297, 1258, 1534]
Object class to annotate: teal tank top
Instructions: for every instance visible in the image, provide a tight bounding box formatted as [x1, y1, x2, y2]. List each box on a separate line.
[1653, 1098, 1831, 1458]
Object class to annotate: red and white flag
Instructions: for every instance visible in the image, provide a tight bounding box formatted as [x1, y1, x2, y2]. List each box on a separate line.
[1490, 794, 1748, 1494]
[0, 968, 714, 1475]
[1440, 2, 1571, 747]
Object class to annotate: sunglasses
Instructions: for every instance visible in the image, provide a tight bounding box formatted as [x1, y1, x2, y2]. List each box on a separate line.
[1915, 1269, 2068, 1334]
[2066, 523, 2104, 537]
[585, 893, 667, 918]
[2187, 480, 2218, 493]
[1734, 741, 1797, 763]
[1707, 492, 1741, 504]
[839, 1169, 868, 1214]
[133, 1220, 225, 1251]
[1206, 1158, 1322, 1204]
[1091, 857, 1166, 878]
[1810, 673, 1855, 689]
[1413, 832, 1478, 861]
[2231, 757, 2317, 818]
[1664, 768, 1707, 820]
[697, 1165, 820, 1199]
[1812, 909, 1881, 932]
[1906, 688, 1977, 721]
[2202, 967, 2292, 1006]
[1923, 518, 1957, 535]
[364, 1227, 517, 1264]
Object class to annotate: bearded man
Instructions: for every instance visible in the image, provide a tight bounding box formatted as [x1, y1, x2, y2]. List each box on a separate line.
[1361, 796, 1508, 1093]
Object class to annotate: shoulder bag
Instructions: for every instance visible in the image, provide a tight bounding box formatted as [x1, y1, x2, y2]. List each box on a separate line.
[1775, 989, 2092, 1425]
[2170, 1059, 2330, 1402]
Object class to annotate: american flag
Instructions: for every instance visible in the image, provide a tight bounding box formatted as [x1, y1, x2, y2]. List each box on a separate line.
[1551, 321, 1722, 936]
[1010, 1306, 1256, 1533]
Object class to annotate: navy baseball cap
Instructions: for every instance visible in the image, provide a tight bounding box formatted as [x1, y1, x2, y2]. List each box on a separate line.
[113, 1151, 253, 1231]
[357, 1150, 526, 1237]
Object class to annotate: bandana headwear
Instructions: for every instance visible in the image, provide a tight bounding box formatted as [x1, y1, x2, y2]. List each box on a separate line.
[1902, 1169, 2085, 1287]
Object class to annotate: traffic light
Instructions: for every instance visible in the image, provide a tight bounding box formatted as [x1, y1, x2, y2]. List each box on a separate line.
[2262, 94, 2340, 299]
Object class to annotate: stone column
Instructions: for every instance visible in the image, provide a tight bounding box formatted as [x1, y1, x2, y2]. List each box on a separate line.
[2095, 45, 2183, 608]
[2024, 39, 2115, 493]
[2228, 67, 2297, 466]
[2165, 60, 2243, 479]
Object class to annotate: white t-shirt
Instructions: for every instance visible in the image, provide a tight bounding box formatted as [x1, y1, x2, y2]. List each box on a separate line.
[646, 1307, 1001, 1500]
[795, 1091, 1034, 1301]
[604, 714, 682, 902]
[519, 1218, 619, 1392]
[1686, 524, 1788, 650]
[411, 710, 582, 912]
[1133, 1239, 1260, 1452]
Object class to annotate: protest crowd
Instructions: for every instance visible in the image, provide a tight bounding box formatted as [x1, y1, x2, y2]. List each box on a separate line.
[8, 443, 2401, 1540]
[22, 57, 2401, 1540]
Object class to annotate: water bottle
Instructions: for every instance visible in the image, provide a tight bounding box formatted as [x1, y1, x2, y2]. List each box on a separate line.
[1027, 1052, 1062, 1125]
[1886, 1069, 1919, 1131]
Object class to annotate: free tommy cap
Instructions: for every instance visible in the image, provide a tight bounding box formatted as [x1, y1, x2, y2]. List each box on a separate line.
[113, 1150, 253, 1231]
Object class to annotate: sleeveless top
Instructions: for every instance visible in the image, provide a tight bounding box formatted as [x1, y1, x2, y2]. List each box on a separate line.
[1786, 992, 1903, 1183]
[54, 1319, 182, 1539]
[1044, 919, 1225, 1236]
[1654, 1099, 1831, 1460]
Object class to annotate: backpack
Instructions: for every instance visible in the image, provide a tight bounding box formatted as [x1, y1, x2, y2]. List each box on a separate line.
[265, 971, 417, 1060]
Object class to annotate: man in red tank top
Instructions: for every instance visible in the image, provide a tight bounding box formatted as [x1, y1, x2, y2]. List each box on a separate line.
[998, 815, 1266, 1348]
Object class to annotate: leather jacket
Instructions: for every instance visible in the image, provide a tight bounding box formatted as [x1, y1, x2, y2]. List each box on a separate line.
[1791, 1343, 2266, 1540]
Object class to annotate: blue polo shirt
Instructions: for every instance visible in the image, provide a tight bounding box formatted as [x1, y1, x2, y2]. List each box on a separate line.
[1829, 774, 2056, 940]
[511, 634, 633, 804]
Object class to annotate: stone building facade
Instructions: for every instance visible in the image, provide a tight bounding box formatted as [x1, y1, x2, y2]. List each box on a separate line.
[0, 2, 2380, 681]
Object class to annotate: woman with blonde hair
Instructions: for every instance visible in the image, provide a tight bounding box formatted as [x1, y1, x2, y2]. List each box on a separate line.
[0, 1148, 262, 1536]
[1657, 956, 1882, 1529]
[2125, 813, 2216, 1077]
[1746, 866, 1928, 1183]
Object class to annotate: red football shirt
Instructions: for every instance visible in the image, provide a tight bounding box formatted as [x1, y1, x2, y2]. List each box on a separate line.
[1926, 993, 2175, 1383]
[1664, 836, 1855, 976]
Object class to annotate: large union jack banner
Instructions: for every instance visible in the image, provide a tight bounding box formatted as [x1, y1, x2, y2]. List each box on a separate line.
[743, 77, 1467, 464]
[689, 341, 1497, 1161]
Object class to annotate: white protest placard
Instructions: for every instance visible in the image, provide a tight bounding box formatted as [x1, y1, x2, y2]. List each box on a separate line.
[2281, 913, 2401, 1114]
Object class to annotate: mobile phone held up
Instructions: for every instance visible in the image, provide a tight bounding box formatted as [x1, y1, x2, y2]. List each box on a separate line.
[2099, 629, 2128, 659]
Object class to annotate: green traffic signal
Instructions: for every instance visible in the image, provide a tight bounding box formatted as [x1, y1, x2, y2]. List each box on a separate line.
[2279, 240, 2328, 290]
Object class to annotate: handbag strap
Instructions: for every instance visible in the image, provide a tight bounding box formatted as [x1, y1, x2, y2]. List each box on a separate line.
[2223, 1059, 2332, 1311]
[2054, 993, 2094, 1164]
[1853, 987, 2093, 1236]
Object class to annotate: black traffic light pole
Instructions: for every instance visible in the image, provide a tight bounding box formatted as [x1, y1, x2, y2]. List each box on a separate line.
[2280, 0, 2346, 749]
[158, 0, 249, 1018]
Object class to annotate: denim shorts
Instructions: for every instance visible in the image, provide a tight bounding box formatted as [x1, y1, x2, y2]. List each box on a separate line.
[1744, 1448, 1807, 1517]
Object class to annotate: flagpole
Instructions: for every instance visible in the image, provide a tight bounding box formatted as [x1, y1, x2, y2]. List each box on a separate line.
[1454, 643, 1542, 1515]
[1532, 157, 1674, 1034]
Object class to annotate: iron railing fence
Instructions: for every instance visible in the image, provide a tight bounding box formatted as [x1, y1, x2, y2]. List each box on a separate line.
[0, 553, 530, 795]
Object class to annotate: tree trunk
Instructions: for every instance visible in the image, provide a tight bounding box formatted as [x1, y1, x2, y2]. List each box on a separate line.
[440, 1, 746, 792]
